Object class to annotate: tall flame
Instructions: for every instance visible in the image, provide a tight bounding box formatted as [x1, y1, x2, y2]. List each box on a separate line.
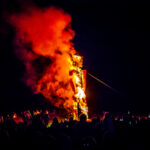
[9, 6, 88, 119]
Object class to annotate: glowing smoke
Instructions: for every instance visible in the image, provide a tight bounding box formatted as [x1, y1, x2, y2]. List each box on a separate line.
[9, 6, 78, 113]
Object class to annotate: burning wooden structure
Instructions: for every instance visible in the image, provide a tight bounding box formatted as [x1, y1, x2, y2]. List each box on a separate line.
[70, 54, 88, 120]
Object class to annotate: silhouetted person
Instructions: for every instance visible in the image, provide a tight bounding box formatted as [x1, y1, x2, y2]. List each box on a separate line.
[51, 117, 59, 129]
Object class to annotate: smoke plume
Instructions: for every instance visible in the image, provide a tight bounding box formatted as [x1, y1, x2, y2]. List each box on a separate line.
[9, 6, 77, 112]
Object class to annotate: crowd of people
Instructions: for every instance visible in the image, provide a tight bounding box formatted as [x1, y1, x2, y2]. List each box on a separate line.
[0, 109, 150, 149]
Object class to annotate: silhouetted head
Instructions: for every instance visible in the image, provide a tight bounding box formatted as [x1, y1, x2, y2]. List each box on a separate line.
[105, 113, 110, 119]
[80, 114, 87, 123]
[53, 117, 58, 124]
[69, 117, 73, 122]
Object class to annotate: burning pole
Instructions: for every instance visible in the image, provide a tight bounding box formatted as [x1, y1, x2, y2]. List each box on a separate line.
[70, 54, 88, 120]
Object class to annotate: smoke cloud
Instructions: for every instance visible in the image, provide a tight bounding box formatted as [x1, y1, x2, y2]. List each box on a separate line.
[9, 6, 77, 112]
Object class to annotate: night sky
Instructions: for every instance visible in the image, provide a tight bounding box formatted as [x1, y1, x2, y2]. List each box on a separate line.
[0, 0, 150, 115]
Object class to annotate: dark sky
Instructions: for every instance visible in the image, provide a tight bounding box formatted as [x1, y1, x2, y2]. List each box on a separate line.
[0, 0, 150, 115]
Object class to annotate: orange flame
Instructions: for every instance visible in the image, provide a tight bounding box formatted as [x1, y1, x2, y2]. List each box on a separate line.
[9, 6, 88, 119]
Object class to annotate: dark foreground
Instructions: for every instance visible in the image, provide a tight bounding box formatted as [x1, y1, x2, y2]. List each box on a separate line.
[0, 111, 150, 150]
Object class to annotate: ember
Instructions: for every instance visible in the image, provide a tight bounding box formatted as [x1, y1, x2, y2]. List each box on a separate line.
[9, 6, 88, 120]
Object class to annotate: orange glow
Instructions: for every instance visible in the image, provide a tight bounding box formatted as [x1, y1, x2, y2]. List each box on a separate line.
[33, 110, 41, 116]
[115, 117, 118, 121]
[9, 6, 88, 120]
[13, 113, 17, 119]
